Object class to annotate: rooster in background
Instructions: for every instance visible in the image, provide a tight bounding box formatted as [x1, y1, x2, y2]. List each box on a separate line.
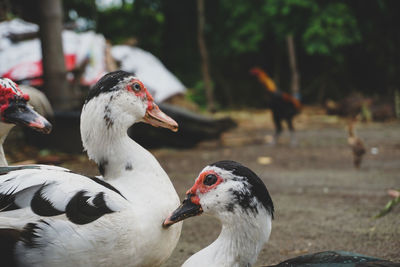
[250, 67, 301, 146]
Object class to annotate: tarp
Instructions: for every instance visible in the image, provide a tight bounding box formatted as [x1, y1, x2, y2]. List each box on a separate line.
[0, 19, 185, 102]
[0, 19, 106, 86]
[112, 45, 186, 102]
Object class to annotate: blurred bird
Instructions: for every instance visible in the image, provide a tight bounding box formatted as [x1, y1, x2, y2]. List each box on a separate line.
[347, 117, 366, 169]
[250, 67, 301, 146]
[18, 84, 54, 118]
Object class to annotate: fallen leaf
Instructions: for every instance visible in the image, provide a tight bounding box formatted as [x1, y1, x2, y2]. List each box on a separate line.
[257, 156, 272, 165]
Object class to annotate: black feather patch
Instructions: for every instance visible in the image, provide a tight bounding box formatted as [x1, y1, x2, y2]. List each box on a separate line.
[19, 221, 45, 248]
[104, 104, 114, 129]
[0, 228, 20, 267]
[88, 176, 125, 199]
[0, 189, 19, 211]
[66, 191, 115, 225]
[31, 185, 64, 216]
[85, 70, 134, 103]
[211, 160, 274, 218]
[98, 159, 108, 176]
[125, 162, 133, 171]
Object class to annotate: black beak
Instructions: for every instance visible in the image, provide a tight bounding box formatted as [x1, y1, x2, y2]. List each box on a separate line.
[2, 103, 52, 134]
[162, 194, 203, 228]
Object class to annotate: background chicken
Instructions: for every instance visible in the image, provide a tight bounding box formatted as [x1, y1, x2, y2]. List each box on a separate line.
[347, 117, 366, 169]
[250, 67, 301, 146]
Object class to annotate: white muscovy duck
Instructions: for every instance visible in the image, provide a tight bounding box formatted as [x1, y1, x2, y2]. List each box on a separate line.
[163, 161, 397, 267]
[0, 78, 52, 167]
[0, 71, 182, 266]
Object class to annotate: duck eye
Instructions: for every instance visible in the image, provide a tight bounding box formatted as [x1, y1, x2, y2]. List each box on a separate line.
[203, 174, 218, 186]
[132, 83, 141, 92]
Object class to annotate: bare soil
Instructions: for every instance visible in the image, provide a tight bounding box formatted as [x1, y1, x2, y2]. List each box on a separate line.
[6, 107, 400, 266]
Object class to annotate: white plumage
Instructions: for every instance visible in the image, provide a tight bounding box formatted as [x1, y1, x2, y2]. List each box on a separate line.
[0, 71, 182, 266]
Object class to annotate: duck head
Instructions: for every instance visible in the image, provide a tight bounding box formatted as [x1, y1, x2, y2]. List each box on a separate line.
[0, 78, 52, 134]
[82, 71, 178, 134]
[163, 160, 274, 227]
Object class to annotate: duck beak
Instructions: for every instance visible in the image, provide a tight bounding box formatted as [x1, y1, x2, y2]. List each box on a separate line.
[143, 103, 178, 132]
[162, 194, 203, 228]
[2, 103, 52, 134]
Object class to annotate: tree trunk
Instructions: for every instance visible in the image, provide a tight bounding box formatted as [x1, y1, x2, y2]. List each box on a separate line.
[197, 0, 215, 112]
[38, 0, 73, 111]
[286, 35, 300, 98]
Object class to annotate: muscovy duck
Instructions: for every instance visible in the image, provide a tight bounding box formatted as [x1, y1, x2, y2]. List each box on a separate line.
[0, 78, 52, 166]
[0, 71, 182, 266]
[163, 160, 397, 267]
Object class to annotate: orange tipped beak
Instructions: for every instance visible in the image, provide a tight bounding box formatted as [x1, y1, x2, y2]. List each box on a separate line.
[143, 103, 178, 132]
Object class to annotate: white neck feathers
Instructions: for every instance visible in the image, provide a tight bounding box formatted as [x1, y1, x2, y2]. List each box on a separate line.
[184, 210, 272, 267]
[0, 122, 14, 167]
[80, 92, 150, 178]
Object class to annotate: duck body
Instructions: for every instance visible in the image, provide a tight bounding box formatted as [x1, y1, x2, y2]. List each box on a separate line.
[0, 164, 179, 267]
[0, 71, 181, 266]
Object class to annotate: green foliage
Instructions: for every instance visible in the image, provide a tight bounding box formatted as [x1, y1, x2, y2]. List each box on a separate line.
[63, 0, 97, 21]
[186, 80, 208, 108]
[263, 0, 361, 56]
[58, 0, 400, 106]
[374, 194, 400, 218]
[215, 0, 267, 55]
[96, 1, 164, 54]
[303, 3, 361, 56]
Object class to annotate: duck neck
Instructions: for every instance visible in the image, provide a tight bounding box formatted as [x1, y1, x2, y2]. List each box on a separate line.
[0, 122, 14, 167]
[192, 213, 271, 267]
[80, 98, 154, 180]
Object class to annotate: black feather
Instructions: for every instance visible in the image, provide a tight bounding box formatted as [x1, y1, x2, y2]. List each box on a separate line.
[19, 222, 43, 248]
[88, 176, 126, 199]
[0, 188, 19, 211]
[85, 70, 134, 103]
[0, 228, 20, 267]
[98, 159, 108, 177]
[31, 185, 64, 216]
[211, 160, 274, 218]
[66, 191, 115, 225]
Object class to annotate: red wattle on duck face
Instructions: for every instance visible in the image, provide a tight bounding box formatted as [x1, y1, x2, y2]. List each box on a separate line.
[186, 170, 223, 204]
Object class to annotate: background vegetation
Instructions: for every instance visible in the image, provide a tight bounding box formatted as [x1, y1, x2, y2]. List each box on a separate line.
[7, 0, 400, 108]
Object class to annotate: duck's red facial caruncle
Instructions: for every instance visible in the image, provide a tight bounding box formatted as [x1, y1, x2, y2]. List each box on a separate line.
[127, 78, 178, 132]
[186, 170, 223, 205]
[0, 79, 30, 113]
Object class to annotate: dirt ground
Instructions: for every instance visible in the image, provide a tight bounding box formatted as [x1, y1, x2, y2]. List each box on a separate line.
[5, 107, 400, 266]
